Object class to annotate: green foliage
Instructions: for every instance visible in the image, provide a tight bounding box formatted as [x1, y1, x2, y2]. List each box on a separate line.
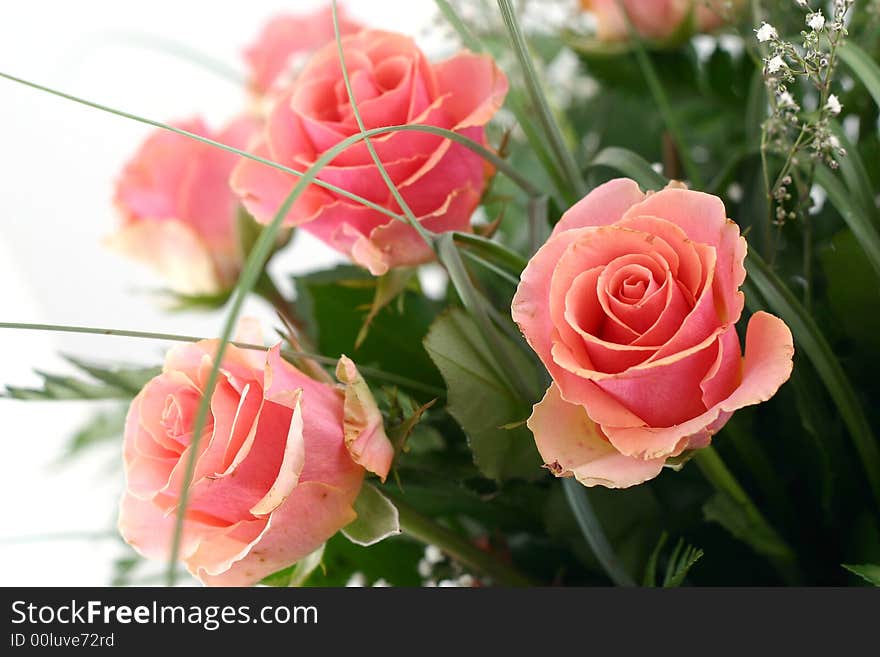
[265, 533, 424, 587]
[842, 564, 880, 586]
[424, 310, 541, 482]
[58, 406, 128, 463]
[4, 358, 158, 401]
[295, 266, 444, 401]
[643, 533, 704, 587]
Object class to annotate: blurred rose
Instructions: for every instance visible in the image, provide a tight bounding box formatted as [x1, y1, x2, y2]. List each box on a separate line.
[582, 0, 735, 41]
[110, 116, 259, 296]
[232, 29, 508, 275]
[244, 5, 364, 95]
[118, 320, 392, 585]
[512, 179, 793, 488]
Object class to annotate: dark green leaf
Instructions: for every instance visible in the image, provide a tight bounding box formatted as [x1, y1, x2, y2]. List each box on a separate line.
[839, 42, 880, 109]
[295, 265, 443, 402]
[662, 539, 703, 588]
[423, 310, 541, 481]
[842, 563, 880, 586]
[745, 250, 880, 507]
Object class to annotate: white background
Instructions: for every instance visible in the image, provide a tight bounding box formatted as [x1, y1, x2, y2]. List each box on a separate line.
[0, 0, 438, 585]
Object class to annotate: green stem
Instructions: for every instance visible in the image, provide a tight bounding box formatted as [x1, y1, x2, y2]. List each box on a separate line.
[497, 0, 586, 200]
[254, 272, 305, 334]
[563, 479, 635, 586]
[615, 1, 702, 188]
[694, 447, 801, 584]
[386, 492, 535, 587]
[0, 71, 540, 210]
[0, 321, 444, 398]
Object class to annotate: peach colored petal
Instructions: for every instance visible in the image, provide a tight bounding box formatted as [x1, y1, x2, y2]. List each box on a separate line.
[433, 51, 509, 129]
[229, 139, 328, 227]
[529, 384, 665, 488]
[196, 481, 359, 586]
[107, 220, 223, 295]
[601, 312, 793, 454]
[335, 356, 394, 481]
[250, 389, 306, 516]
[551, 178, 646, 235]
[118, 491, 205, 563]
[623, 186, 747, 325]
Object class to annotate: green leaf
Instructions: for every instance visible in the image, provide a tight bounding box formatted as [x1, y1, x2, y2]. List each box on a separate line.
[643, 532, 668, 587]
[842, 563, 880, 586]
[165, 289, 232, 312]
[64, 356, 159, 395]
[355, 268, 417, 349]
[304, 532, 424, 586]
[58, 406, 128, 462]
[814, 165, 880, 280]
[745, 250, 880, 507]
[341, 483, 401, 547]
[452, 231, 528, 276]
[382, 390, 437, 454]
[662, 539, 703, 588]
[828, 121, 878, 225]
[703, 491, 793, 561]
[436, 233, 536, 403]
[295, 265, 443, 401]
[839, 42, 880, 110]
[5, 360, 159, 401]
[423, 310, 542, 481]
[589, 147, 667, 191]
[563, 478, 636, 586]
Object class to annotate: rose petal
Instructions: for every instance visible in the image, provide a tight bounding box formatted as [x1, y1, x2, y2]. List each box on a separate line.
[551, 178, 646, 235]
[195, 481, 359, 586]
[335, 355, 395, 481]
[433, 51, 509, 129]
[529, 384, 665, 488]
[600, 312, 794, 454]
[107, 220, 224, 295]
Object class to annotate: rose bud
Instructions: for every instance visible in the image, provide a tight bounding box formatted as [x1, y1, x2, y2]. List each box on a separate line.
[232, 29, 508, 276]
[118, 319, 393, 585]
[109, 116, 260, 296]
[512, 179, 793, 488]
[582, 0, 740, 42]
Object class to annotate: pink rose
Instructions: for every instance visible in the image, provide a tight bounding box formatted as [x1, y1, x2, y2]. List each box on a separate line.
[110, 116, 259, 295]
[118, 320, 392, 585]
[244, 5, 364, 95]
[512, 179, 794, 488]
[232, 30, 508, 275]
[583, 0, 734, 41]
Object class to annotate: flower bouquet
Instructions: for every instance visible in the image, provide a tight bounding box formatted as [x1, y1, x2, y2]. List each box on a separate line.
[3, 0, 880, 588]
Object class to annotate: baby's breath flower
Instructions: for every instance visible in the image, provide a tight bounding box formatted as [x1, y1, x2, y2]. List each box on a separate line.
[767, 55, 786, 74]
[756, 22, 778, 42]
[806, 11, 826, 31]
[826, 94, 842, 115]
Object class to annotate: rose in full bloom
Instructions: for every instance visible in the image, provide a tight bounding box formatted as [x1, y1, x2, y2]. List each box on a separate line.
[512, 179, 794, 488]
[232, 29, 508, 275]
[244, 5, 364, 95]
[110, 116, 259, 295]
[582, 0, 737, 42]
[118, 320, 392, 585]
